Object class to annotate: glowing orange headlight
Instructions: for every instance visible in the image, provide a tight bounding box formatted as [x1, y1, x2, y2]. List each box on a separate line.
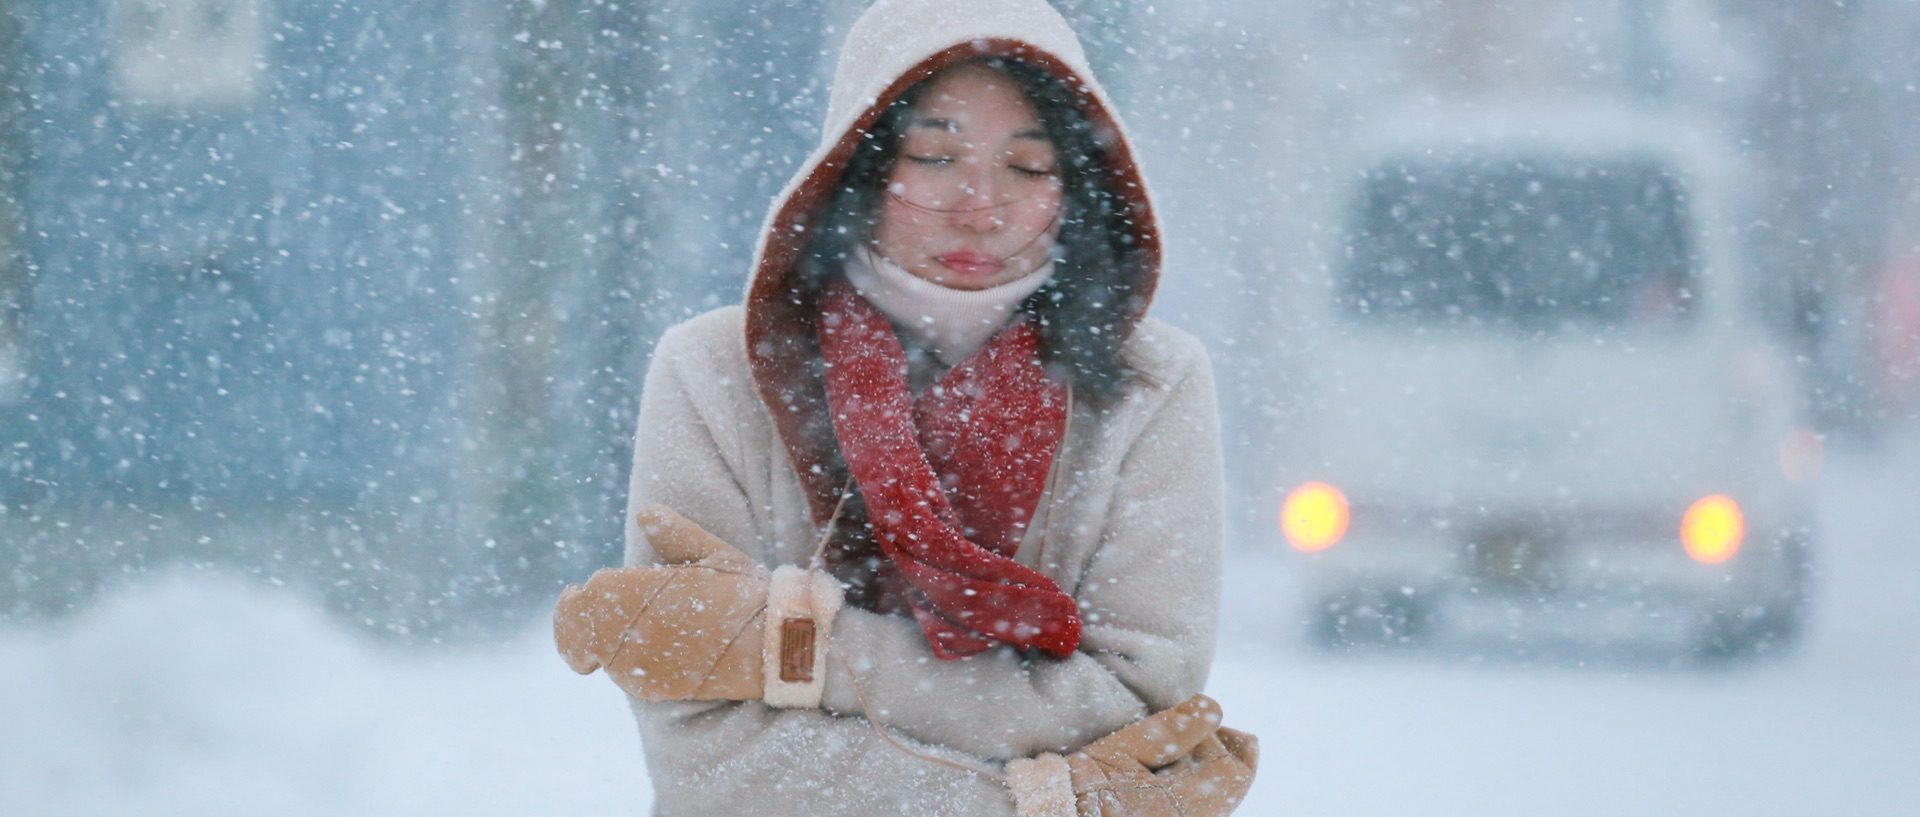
[1681, 494, 1744, 564]
[1282, 482, 1349, 552]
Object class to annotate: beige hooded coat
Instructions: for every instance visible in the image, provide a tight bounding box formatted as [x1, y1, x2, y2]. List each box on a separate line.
[621, 0, 1224, 814]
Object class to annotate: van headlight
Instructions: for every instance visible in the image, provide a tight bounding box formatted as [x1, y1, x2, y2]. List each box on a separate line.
[1681, 494, 1744, 564]
[1282, 482, 1350, 552]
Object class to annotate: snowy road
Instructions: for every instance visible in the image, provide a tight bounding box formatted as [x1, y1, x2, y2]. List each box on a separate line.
[4, 435, 1916, 816]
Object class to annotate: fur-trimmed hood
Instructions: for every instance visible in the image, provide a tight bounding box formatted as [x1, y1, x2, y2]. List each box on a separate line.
[743, 0, 1162, 527]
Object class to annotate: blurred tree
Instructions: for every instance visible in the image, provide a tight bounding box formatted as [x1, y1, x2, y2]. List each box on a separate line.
[458, 0, 659, 616]
[630, 0, 830, 321]
[0, 0, 25, 408]
[1730, 0, 1909, 434]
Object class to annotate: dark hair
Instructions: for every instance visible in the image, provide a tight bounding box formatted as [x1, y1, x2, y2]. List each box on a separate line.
[802, 57, 1144, 403]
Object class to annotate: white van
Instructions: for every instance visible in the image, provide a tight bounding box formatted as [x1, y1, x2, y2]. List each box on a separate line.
[1270, 106, 1814, 658]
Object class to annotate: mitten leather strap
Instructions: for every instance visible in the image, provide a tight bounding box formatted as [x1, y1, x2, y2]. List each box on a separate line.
[762, 565, 843, 708]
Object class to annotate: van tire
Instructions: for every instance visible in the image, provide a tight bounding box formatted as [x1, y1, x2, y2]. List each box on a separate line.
[1692, 603, 1805, 663]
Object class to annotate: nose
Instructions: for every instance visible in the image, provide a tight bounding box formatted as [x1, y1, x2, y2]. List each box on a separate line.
[949, 163, 1008, 233]
[952, 201, 1009, 233]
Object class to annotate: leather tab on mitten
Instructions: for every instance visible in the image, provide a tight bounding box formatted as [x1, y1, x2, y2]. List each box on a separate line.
[761, 565, 842, 708]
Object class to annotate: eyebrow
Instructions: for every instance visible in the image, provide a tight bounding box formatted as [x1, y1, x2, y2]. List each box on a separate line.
[906, 118, 1051, 141]
[907, 117, 959, 133]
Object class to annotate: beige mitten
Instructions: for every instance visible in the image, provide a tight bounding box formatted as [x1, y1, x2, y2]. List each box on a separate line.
[1007, 694, 1259, 817]
[552, 505, 842, 707]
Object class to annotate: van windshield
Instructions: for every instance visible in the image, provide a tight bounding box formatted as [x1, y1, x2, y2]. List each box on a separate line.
[1339, 156, 1696, 331]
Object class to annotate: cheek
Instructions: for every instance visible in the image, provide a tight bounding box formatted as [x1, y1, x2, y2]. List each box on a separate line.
[884, 166, 946, 209]
[874, 197, 932, 251]
[1012, 188, 1065, 236]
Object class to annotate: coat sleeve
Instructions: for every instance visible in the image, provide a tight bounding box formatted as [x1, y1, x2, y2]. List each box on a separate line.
[622, 318, 1018, 817]
[817, 334, 1225, 761]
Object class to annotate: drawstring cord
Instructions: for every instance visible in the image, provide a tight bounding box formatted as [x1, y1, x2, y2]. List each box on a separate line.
[793, 386, 1074, 786]
[806, 478, 853, 572]
[800, 476, 1004, 782]
[832, 651, 1008, 783]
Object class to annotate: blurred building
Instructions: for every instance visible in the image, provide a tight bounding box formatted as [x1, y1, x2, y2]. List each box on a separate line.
[1, 0, 660, 634]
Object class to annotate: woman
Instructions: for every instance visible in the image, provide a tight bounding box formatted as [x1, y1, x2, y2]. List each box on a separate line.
[554, 0, 1256, 814]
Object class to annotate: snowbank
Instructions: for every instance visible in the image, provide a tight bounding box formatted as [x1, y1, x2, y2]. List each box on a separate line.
[0, 572, 648, 817]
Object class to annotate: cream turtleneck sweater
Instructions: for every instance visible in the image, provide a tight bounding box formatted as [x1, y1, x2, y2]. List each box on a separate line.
[842, 247, 1055, 367]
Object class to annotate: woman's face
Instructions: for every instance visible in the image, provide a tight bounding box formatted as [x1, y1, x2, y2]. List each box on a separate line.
[871, 63, 1065, 291]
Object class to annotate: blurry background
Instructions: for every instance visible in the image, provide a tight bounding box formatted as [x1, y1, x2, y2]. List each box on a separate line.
[1, 1, 1916, 815]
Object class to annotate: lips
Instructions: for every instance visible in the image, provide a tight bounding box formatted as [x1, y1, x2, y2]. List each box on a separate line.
[936, 251, 1006, 279]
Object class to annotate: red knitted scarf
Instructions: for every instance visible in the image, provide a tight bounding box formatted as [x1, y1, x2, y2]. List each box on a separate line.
[816, 278, 1081, 659]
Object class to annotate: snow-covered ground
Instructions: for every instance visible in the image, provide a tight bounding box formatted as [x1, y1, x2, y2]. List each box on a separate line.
[5, 431, 1917, 816]
[0, 574, 649, 816]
